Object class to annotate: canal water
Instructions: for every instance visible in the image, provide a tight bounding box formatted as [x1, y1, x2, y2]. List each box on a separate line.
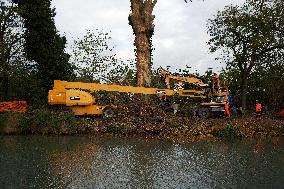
[0, 136, 283, 189]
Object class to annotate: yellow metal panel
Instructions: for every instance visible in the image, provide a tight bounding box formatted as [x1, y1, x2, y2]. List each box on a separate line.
[65, 90, 95, 106]
[48, 90, 66, 105]
[53, 80, 175, 96]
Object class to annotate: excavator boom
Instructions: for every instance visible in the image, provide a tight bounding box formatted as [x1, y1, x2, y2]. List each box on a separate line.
[48, 80, 207, 116]
[52, 80, 174, 95]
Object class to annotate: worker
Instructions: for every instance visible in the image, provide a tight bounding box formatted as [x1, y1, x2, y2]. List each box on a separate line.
[224, 101, 230, 117]
[213, 73, 220, 93]
[255, 100, 262, 119]
[228, 90, 233, 107]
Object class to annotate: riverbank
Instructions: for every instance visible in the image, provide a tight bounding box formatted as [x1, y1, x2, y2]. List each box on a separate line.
[0, 107, 283, 142]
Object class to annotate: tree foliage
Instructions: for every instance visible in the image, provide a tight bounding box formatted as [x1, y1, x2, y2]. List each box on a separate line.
[207, 0, 284, 109]
[0, 1, 24, 100]
[222, 61, 284, 112]
[18, 0, 74, 91]
[71, 29, 136, 85]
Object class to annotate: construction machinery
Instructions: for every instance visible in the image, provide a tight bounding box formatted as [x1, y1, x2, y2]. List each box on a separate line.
[48, 68, 229, 117]
[159, 67, 229, 117]
[48, 80, 198, 116]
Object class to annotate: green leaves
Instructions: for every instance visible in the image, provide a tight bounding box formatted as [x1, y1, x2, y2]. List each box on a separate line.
[18, 0, 74, 91]
[70, 29, 135, 85]
[0, 2, 25, 101]
[207, 0, 284, 108]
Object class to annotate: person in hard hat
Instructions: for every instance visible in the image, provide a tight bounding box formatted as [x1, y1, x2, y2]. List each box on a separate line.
[255, 100, 262, 119]
[224, 101, 230, 117]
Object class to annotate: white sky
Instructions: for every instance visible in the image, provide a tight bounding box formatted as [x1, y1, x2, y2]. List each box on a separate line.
[52, 0, 245, 74]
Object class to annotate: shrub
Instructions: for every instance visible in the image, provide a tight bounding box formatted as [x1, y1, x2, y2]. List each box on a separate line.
[19, 109, 77, 134]
[214, 124, 239, 140]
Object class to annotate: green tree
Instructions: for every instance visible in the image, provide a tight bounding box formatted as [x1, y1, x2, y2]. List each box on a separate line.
[18, 0, 74, 91]
[71, 29, 135, 84]
[0, 1, 24, 101]
[207, 0, 284, 109]
[247, 61, 284, 111]
[222, 60, 284, 111]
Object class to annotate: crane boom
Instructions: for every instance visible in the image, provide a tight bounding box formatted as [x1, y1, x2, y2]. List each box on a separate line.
[48, 80, 207, 116]
[52, 80, 174, 95]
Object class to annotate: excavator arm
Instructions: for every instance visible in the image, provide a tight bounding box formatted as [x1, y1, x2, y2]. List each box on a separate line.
[48, 80, 176, 116]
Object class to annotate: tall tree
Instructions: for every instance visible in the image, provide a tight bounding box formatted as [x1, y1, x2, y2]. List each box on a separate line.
[0, 1, 23, 100]
[17, 0, 73, 91]
[207, 0, 284, 109]
[129, 0, 156, 87]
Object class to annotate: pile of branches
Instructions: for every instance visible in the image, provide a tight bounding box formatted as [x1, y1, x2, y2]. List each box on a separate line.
[104, 94, 175, 134]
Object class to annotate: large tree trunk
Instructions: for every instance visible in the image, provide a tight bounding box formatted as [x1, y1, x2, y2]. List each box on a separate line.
[135, 26, 151, 86]
[129, 0, 156, 87]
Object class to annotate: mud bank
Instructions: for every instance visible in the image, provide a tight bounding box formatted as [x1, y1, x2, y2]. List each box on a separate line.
[0, 108, 283, 143]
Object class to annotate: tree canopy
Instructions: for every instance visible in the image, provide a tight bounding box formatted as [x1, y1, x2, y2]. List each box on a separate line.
[18, 0, 74, 91]
[207, 0, 284, 109]
[0, 2, 24, 100]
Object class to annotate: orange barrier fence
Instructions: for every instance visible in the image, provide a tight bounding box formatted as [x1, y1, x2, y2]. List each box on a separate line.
[0, 101, 27, 113]
[277, 108, 284, 117]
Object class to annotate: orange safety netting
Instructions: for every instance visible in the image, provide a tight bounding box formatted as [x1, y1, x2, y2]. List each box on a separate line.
[277, 108, 284, 117]
[0, 101, 27, 113]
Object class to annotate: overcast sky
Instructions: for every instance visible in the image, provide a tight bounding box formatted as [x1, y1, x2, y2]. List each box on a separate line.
[52, 0, 245, 74]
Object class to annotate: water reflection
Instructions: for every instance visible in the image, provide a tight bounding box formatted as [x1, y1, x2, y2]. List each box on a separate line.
[0, 136, 283, 188]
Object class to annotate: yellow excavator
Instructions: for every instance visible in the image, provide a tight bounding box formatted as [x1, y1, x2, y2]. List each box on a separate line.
[48, 68, 228, 117]
[48, 80, 205, 116]
[158, 67, 229, 117]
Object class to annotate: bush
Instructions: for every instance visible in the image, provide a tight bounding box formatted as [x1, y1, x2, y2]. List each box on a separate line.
[214, 124, 239, 140]
[19, 109, 77, 134]
[106, 122, 134, 135]
[0, 112, 24, 134]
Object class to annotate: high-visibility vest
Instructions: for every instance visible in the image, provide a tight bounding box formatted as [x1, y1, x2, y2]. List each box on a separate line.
[225, 102, 230, 116]
[256, 103, 262, 112]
